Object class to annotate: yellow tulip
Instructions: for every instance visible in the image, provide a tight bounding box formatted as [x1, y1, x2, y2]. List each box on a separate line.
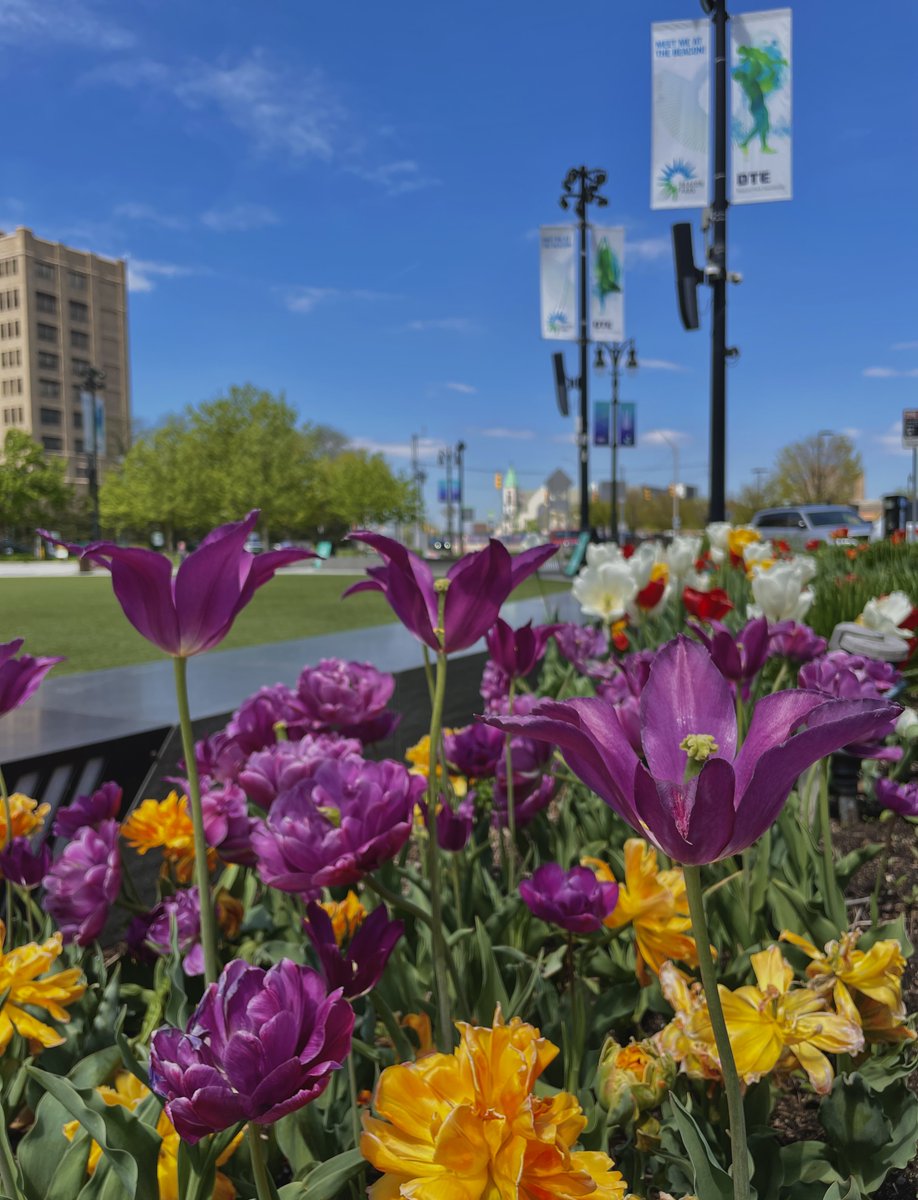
[0, 924, 85, 1054]
[319, 890, 366, 944]
[121, 792, 217, 883]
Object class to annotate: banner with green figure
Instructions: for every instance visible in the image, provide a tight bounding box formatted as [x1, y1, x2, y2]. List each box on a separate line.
[589, 226, 624, 343]
[730, 8, 792, 204]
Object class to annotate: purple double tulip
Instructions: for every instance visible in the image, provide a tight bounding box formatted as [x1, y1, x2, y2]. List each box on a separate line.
[44, 820, 121, 944]
[553, 623, 609, 675]
[769, 620, 827, 664]
[485, 636, 899, 865]
[149, 958, 353, 1142]
[239, 733, 363, 809]
[304, 902, 403, 999]
[344, 532, 556, 654]
[0, 838, 51, 888]
[53, 781, 122, 838]
[519, 863, 619, 933]
[43, 511, 314, 658]
[875, 777, 918, 818]
[0, 639, 63, 716]
[295, 659, 400, 744]
[129, 888, 207, 975]
[444, 723, 505, 780]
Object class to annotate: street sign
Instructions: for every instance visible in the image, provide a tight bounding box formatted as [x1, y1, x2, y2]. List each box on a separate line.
[903, 409, 918, 448]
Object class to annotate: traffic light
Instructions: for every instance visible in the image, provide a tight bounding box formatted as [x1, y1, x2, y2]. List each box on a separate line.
[494, 473, 503, 490]
[642, 487, 652, 501]
[668, 483, 676, 497]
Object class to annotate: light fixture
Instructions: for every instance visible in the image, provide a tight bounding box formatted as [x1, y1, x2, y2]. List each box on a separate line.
[594, 346, 606, 370]
[626, 345, 638, 371]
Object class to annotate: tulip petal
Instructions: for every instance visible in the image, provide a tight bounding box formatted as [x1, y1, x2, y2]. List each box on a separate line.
[509, 542, 557, 587]
[444, 542, 511, 652]
[640, 637, 737, 782]
[97, 545, 182, 654]
[238, 546, 318, 608]
[350, 532, 439, 649]
[174, 521, 252, 655]
[732, 689, 828, 796]
[633, 758, 736, 865]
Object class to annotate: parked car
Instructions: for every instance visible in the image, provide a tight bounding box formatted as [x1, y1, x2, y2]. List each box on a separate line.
[750, 505, 873, 547]
[243, 534, 264, 555]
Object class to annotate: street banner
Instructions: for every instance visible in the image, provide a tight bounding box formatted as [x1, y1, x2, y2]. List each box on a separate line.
[589, 226, 624, 342]
[618, 403, 636, 447]
[593, 401, 611, 447]
[651, 19, 710, 209]
[730, 8, 792, 203]
[80, 391, 105, 455]
[437, 480, 461, 503]
[539, 225, 577, 340]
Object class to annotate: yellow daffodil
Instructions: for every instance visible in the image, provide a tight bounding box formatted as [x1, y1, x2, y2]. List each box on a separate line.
[0, 794, 50, 843]
[583, 840, 698, 984]
[781, 929, 915, 1043]
[405, 733, 467, 797]
[717, 946, 864, 1094]
[655, 962, 721, 1082]
[64, 1072, 241, 1200]
[0, 924, 85, 1053]
[319, 890, 366, 945]
[362, 1009, 628, 1199]
[120, 792, 216, 883]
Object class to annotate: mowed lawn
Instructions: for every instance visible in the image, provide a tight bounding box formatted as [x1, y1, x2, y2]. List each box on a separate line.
[1, 572, 568, 675]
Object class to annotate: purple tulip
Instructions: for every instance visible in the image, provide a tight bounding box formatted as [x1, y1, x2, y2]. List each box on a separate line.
[344, 532, 557, 654]
[799, 652, 902, 701]
[769, 621, 828, 664]
[201, 782, 258, 865]
[228, 684, 307, 749]
[129, 888, 207, 975]
[487, 691, 543, 719]
[485, 636, 900, 865]
[553, 623, 609, 674]
[304, 902, 403, 999]
[875, 777, 918, 818]
[420, 793, 476, 851]
[0, 639, 63, 716]
[53, 781, 122, 838]
[295, 659, 400, 744]
[492, 737, 556, 829]
[485, 619, 557, 682]
[480, 659, 511, 707]
[252, 757, 425, 895]
[690, 616, 770, 694]
[43, 512, 314, 658]
[239, 733, 363, 809]
[519, 863, 619, 933]
[44, 820, 121, 945]
[149, 958, 354, 1142]
[0, 837, 51, 887]
[444, 723, 505, 780]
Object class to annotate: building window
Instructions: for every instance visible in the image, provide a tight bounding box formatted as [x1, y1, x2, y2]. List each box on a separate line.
[68, 270, 87, 290]
[71, 329, 90, 350]
[41, 436, 63, 452]
[0, 349, 21, 368]
[0, 290, 19, 311]
[40, 406, 62, 426]
[0, 260, 17, 277]
[37, 323, 57, 342]
[35, 292, 57, 315]
[37, 351, 58, 370]
[69, 300, 89, 323]
[39, 378, 61, 399]
[1, 321, 20, 339]
[72, 357, 91, 376]
[34, 261, 54, 281]
[75, 438, 85, 453]
[73, 410, 83, 430]
[1, 379, 23, 397]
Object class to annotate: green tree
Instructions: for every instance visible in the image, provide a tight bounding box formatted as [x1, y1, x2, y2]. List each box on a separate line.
[307, 449, 417, 540]
[770, 433, 863, 505]
[100, 415, 194, 548]
[0, 429, 72, 542]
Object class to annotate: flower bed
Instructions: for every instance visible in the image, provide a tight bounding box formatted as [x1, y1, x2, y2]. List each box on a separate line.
[1, 515, 916, 1200]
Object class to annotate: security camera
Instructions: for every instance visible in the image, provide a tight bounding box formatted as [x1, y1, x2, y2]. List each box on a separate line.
[728, 271, 743, 284]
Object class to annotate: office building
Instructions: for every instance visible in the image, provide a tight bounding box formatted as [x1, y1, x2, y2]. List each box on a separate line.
[0, 227, 130, 483]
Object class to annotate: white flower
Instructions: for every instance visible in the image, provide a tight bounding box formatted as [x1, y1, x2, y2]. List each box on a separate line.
[585, 542, 624, 568]
[743, 542, 774, 570]
[572, 561, 638, 623]
[748, 562, 814, 623]
[706, 521, 732, 565]
[785, 554, 817, 584]
[628, 583, 672, 622]
[628, 542, 661, 590]
[895, 708, 918, 740]
[683, 568, 712, 593]
[861, 591, 915, 638]
[665, 535, 702, 581]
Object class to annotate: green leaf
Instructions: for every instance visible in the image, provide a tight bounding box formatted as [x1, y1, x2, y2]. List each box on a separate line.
[822, 1180, 865, 1200]
[820, 1073, 891, 1158]
[297, 1148, 366, 1199]
[26, 1067, 161, 1200]
[778, 1139, 840, 1185]
[474, 918, 510, 1022]
[667, 1092, 734, 1200]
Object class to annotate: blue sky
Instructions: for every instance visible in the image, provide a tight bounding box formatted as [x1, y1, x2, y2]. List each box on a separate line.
[5, 0, 917, 525]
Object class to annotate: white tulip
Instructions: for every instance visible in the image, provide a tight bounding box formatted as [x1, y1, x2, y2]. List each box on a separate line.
[628, 582, 672, 622]
[895, 708, 918, 740]
[706, 521, 732, 565]
[665, 535, 702, 581]
[572, 561, 638, 622]
[785, 554, 818, 584]
[861, 591, 915, 638]
[748, 562, 814, 623]
[683, 569, 713, 593]
[628, 542, 660, 590]
[585, 542, 624, 568]
[743, 543, 775, 569]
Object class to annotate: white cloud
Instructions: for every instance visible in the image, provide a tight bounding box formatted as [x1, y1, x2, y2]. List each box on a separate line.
[126, 258, 196, 293]
[891, 341, 918, 351]
[404, 317, 476, 333]
[114, 202, 189, 230]
[201, 203, 279, 232]
[350, 435, 439, 459]
[479, 427, 536, 441]
[628, 237, 670, 263]
[639, 358, 689, 372]
[0, 0, 134, 49]
[863, 366, 918, 379]
[841, 427, 863, 441]
[874, 421, 913, 456]
[642, 428, 692, 446]
[552, 431, 577, 444]
[283, 286, 398, 314]
[445, 382, 476, 394]
[348, 160, 440, 196]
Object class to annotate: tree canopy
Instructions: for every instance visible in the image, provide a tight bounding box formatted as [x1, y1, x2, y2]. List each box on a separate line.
[729, 432, 864, 520]
[0, 429, 73, 542]
[100, 384, 416, 546]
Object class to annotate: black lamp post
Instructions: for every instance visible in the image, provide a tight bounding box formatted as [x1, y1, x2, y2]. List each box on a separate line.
[594, 341, 637, 544]
[455, 441, 466, 554]
[80, 366, 106, 541]
[438, 446, 455, 550]
[560, 166, 608, 536]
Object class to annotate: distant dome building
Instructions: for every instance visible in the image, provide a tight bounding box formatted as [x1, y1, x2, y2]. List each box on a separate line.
[501, 465, 519, 531]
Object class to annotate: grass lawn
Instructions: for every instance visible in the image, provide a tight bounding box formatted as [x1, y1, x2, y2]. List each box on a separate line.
[1, 572, 568, 675]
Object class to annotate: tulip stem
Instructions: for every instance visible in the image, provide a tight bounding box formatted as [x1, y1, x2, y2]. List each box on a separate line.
[247, 1125, 274, 1200]
[683, 864, 751, 1200]
[504, 680, 517, 893]
[172, 656, 219, 985]
[425, 644, 453, 1049]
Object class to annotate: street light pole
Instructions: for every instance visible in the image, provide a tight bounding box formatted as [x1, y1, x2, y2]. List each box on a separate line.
[560, 166, 608, 536]
[81, 366, 106, 541]
[594, 341, 638, 544]
[456, 441, 466, 555]
[659, 432, 681, 534]
[438, 447, 456, 550]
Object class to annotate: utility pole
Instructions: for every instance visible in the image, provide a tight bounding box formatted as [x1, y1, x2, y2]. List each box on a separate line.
[411, 434, 426, 553]
[438, 447, 455, 550]
[560, 166, 608, 536]
[456, 441, 466, 555]
[705, 0, 729, 522]
[80, 366, 106, 541]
